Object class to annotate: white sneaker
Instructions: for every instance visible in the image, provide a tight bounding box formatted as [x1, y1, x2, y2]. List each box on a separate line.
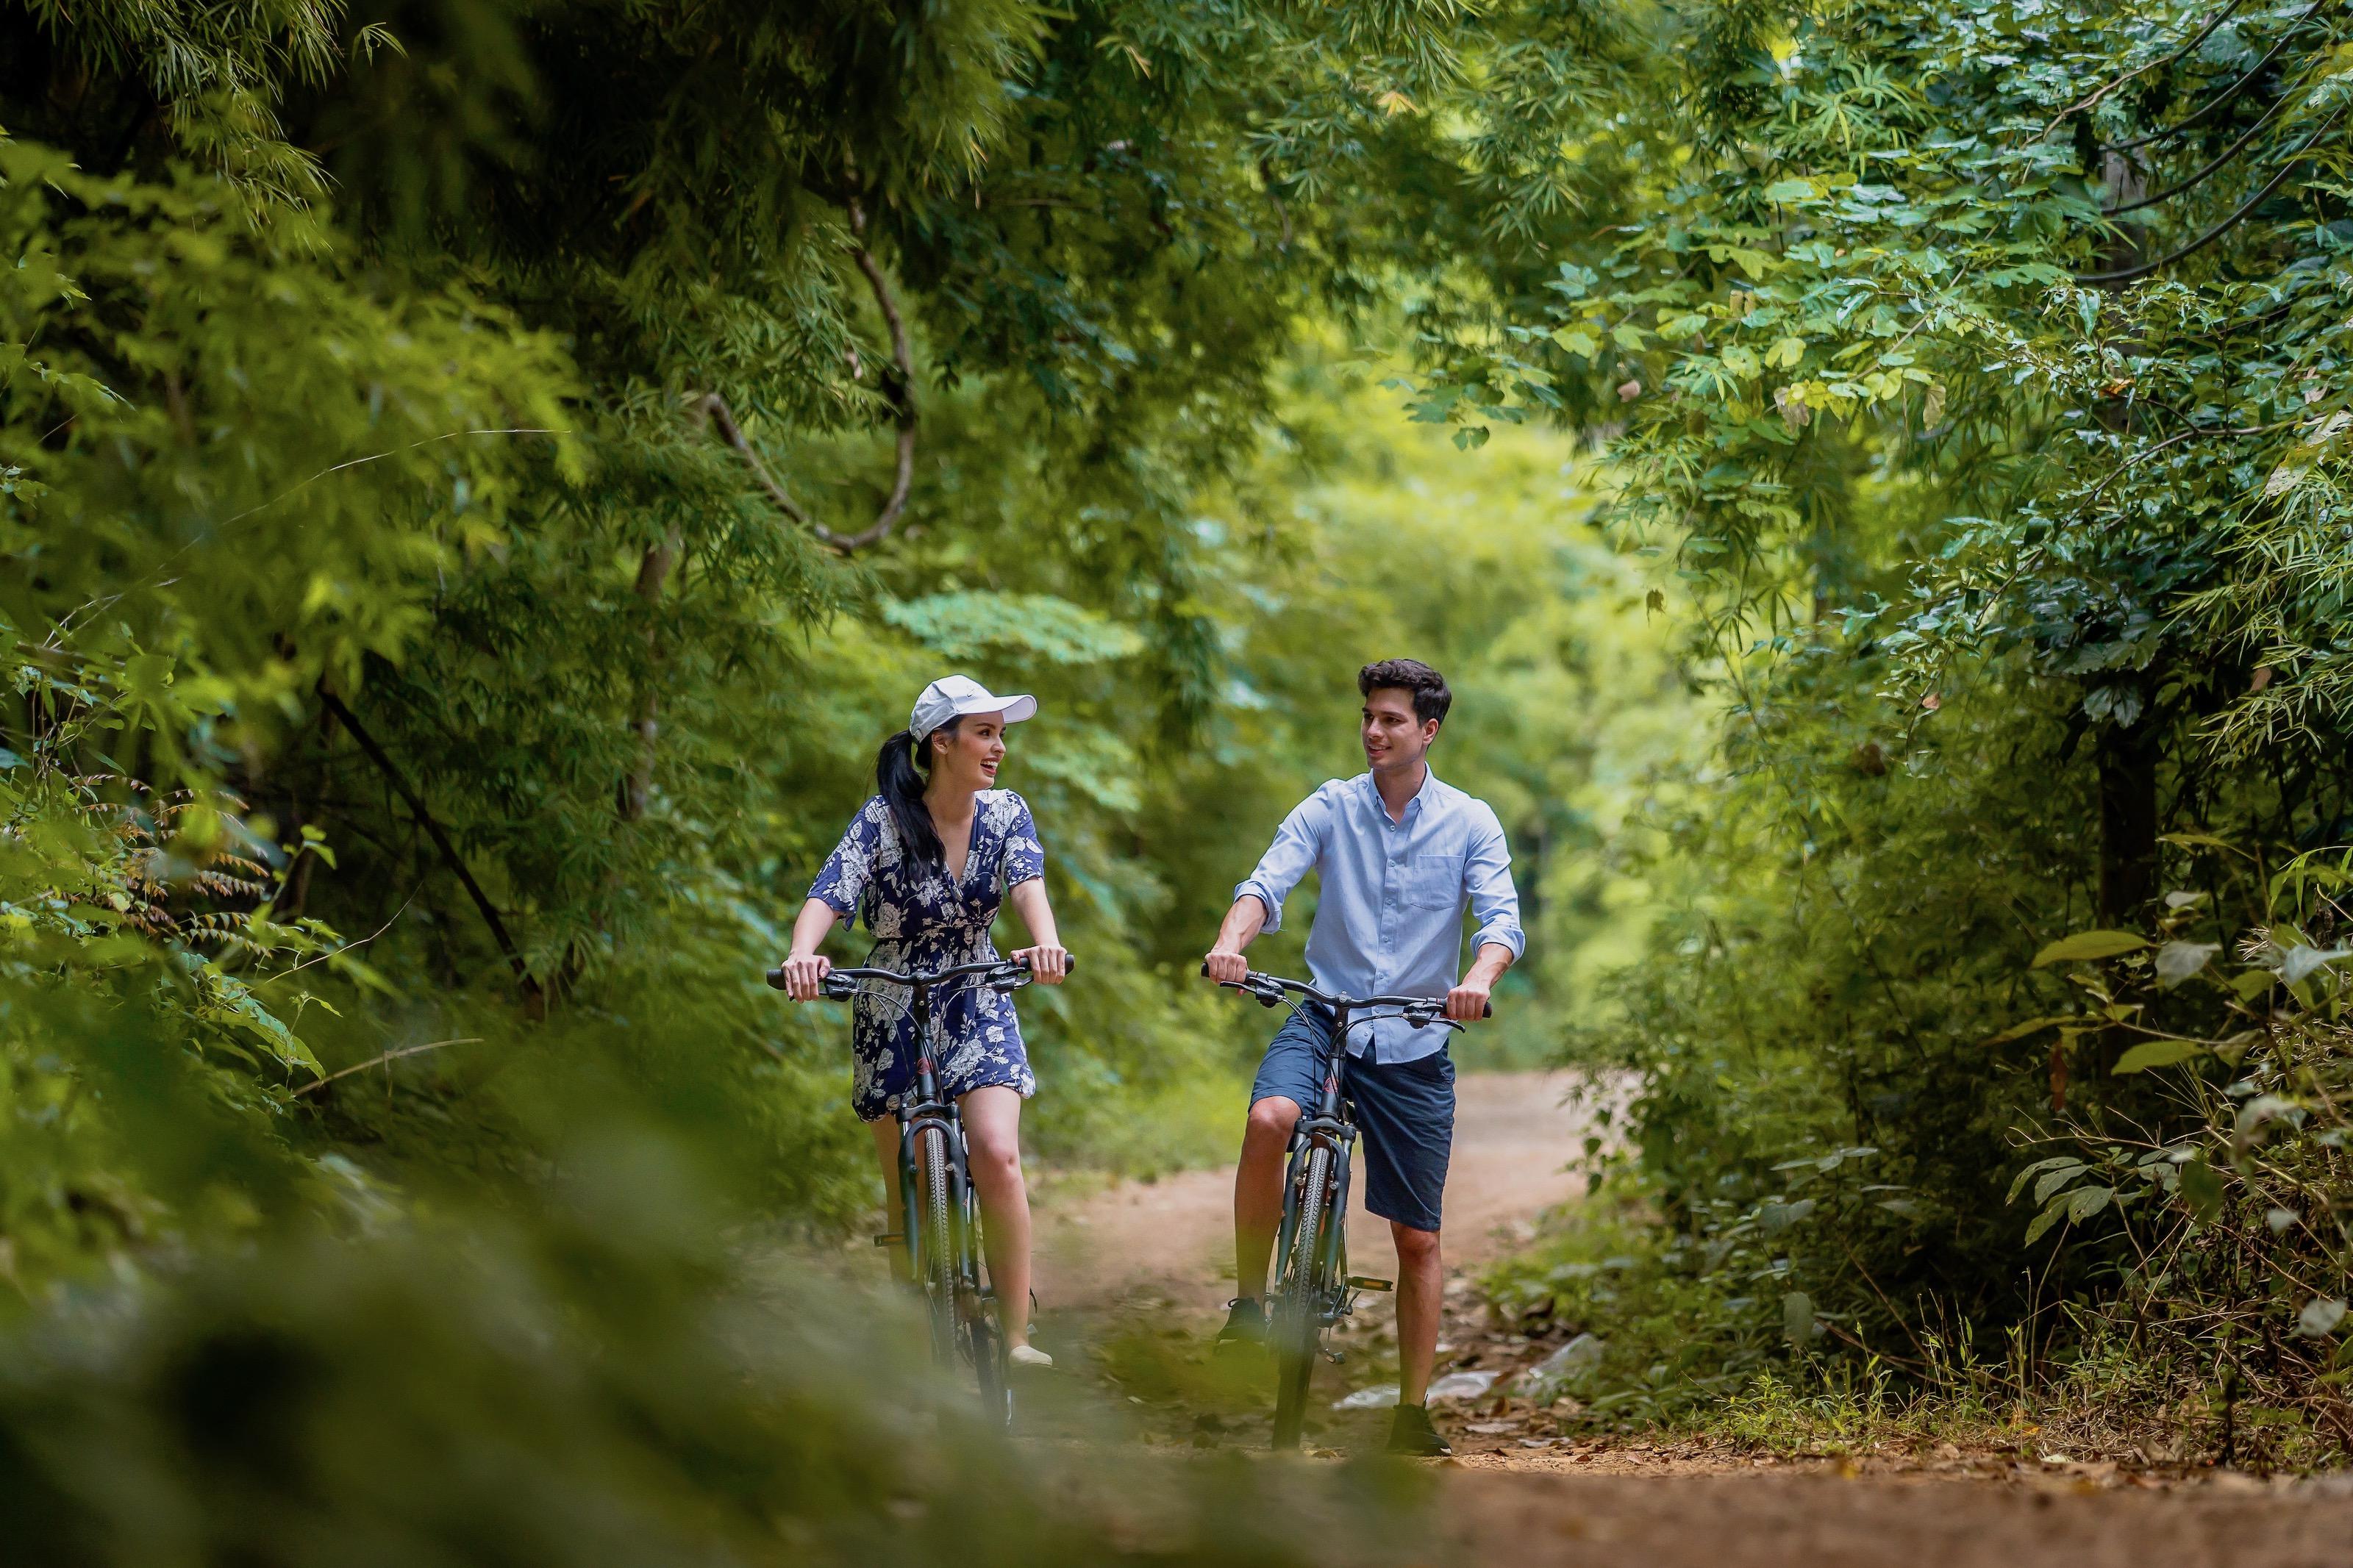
[1010, 1344, 1054, 1370]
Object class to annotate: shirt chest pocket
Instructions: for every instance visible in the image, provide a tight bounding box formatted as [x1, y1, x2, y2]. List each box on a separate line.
[1399, 851, 1465, 911]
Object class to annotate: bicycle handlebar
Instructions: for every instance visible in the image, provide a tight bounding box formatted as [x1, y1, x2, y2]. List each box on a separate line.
[765, 953, 1072, 996]
[1198, 964, 1489, 1024]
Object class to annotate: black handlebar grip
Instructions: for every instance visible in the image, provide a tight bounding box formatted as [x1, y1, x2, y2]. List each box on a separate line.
[1484, 1001, 1493, 1018]
[765, 967, 789, 990]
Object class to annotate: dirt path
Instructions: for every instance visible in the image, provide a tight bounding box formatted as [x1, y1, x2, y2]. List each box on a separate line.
[1439, 1464, 2353, 1567]
[1024, 1068, 2353, 1567]
[1034, 1067, 1593, 1322]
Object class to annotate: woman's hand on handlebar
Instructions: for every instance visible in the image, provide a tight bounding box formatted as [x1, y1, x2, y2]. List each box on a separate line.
[777, 953, 832, 1001]
[1012, 945, 1070, 984]
[1202, 949, 1249, 985]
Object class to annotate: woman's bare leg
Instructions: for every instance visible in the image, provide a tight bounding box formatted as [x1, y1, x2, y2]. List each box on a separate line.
[868, 1116, 910, 1284]
[957, 1086, 1034, 1347]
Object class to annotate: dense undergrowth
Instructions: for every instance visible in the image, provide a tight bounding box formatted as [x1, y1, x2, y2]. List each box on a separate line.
[1497, 782, 2353, 1465]
[1410, 0, 2353, 1468]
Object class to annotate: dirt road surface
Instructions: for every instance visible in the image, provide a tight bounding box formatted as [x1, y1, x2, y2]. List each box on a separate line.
[1034, 1067, 1593, 1321]
[1025, 1068, 2353, 1568]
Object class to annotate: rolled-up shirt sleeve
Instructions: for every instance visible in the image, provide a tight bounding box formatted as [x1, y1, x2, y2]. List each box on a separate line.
[1234, 794, 1327, 934]
[1465, 812, 1525, 962]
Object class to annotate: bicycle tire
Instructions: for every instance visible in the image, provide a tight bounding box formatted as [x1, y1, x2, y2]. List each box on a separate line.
[963, 1176, 1014, 1429]
[920, 1126, 957, 1367]
[1271, 1142, 1332, 1450]
[967, 1303, 1013, 1429]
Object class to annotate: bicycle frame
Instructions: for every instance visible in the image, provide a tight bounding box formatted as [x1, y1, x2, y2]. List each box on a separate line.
[891, 977, 976, 1297]
[1270, 997, 1362, 1329]
[768, 953, 1060, 1428]
[1210, 966, 1466, 1447]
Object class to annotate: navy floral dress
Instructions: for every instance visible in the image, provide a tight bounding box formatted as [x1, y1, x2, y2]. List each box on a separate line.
[809, 790, 1046, 1119]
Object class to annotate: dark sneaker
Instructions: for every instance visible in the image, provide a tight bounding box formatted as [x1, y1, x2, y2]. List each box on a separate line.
[1386, 1403, 1452, 1457]
[1214, 1297, 1266, 1349]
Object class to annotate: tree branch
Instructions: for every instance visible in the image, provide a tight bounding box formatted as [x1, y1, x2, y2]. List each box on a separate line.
[2105, 82, 2304, 215]
[689, 196, 917, 557]
[697, 393, 809, 524]
[2037, 0, 2251, 141]
[1257, 156, 1294, 251]
[316, 687, 546, 1016]
[623, 526, 681, 823]
[2100, 1, 2324, 156]
[2076, 101, 2349, 285]
[2085, 418, 2290, 500]
[814, 193, 916, 554]
[294, 1037, 479, 1097]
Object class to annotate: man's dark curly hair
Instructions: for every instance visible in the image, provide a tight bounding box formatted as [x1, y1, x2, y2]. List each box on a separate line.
[1357, 658, 1452, 726]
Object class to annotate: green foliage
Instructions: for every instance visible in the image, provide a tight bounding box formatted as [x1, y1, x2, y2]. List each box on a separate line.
[0, 0, 1549, 1296]
[11, 0, 2345, 1488]
[1484, 1193, 1773, 1428]
[1985, 842, 2353, 1464]
[1404, 0, 2353, 1454]
[0, 0, 1710, 1330]
[0, 634, 367, 1290]
[0, 1144, 1436, 1564]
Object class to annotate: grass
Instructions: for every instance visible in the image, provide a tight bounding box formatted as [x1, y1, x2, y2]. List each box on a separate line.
[1477, 1186, 2347, 1473]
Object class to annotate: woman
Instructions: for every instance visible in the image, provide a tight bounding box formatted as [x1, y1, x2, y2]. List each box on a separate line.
[777, 674, 1069, 1369]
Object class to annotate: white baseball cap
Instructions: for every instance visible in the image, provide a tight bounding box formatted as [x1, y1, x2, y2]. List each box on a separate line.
[910, 674, 1037, 741]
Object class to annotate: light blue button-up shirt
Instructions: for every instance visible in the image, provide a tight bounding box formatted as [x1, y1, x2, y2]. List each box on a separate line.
[1235, 768, 1524, 1064]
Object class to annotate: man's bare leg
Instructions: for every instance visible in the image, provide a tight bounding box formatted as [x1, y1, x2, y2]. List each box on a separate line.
[1390, 1220, 1443, 1406]
[1232, 1095, 1300, 1301]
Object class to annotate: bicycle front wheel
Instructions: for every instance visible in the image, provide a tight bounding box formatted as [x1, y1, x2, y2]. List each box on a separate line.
[966, 1304, 1012, 1429]
[918, 1126, 958, 1367]
[1271, 1142, 1333, 1450]
[963, 1180, 1014, 1430]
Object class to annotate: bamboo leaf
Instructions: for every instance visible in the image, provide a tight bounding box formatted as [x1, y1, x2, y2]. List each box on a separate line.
[2032, 931, 2149, 966]
[2112, 1038, 2206, 1074]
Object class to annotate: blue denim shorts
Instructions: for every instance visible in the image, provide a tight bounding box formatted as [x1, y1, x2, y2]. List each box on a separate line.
[1249, 1004, 1455, 1234]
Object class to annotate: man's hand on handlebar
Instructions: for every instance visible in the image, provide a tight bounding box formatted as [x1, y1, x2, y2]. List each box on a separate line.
[1012, 945, 1070, 984]
[1446, 975, 1494, 1023]
[1202, 948, 1249, 985]
[776, 953, 832, 1002]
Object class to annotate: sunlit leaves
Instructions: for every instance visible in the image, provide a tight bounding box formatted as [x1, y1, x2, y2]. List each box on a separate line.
[880, 593, 1146, 665]
[2109, 1037, 2205, 1073]
[2031, 929, 2149, 965]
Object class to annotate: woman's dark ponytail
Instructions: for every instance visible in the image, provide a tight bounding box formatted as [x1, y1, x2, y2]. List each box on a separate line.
[876, 726, 945, 867]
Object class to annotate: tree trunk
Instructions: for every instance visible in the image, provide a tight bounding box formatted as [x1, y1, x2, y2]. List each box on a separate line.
[2097, 717, 2159, 925]
[621, 527, 681, 823]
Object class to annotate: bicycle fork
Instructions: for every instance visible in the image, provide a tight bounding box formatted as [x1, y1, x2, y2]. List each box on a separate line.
[1277, 1117, 1357, 1322]
[898, 1106, 979, 1267]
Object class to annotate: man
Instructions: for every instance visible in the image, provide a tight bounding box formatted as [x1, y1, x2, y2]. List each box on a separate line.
[1204, 658, 1523, 1456]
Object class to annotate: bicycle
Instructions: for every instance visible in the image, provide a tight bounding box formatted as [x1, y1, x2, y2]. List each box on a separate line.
[1206, 965, 1478, 1450]
[768, 953, 1064, 1428]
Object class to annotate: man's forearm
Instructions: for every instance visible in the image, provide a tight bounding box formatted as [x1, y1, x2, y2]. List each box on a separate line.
[1446, 941, 1515, 1021]
[1213, 896, 1268, 954]
[1466, 941, 1514, 986]
[1204, 898, 1268, 982]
